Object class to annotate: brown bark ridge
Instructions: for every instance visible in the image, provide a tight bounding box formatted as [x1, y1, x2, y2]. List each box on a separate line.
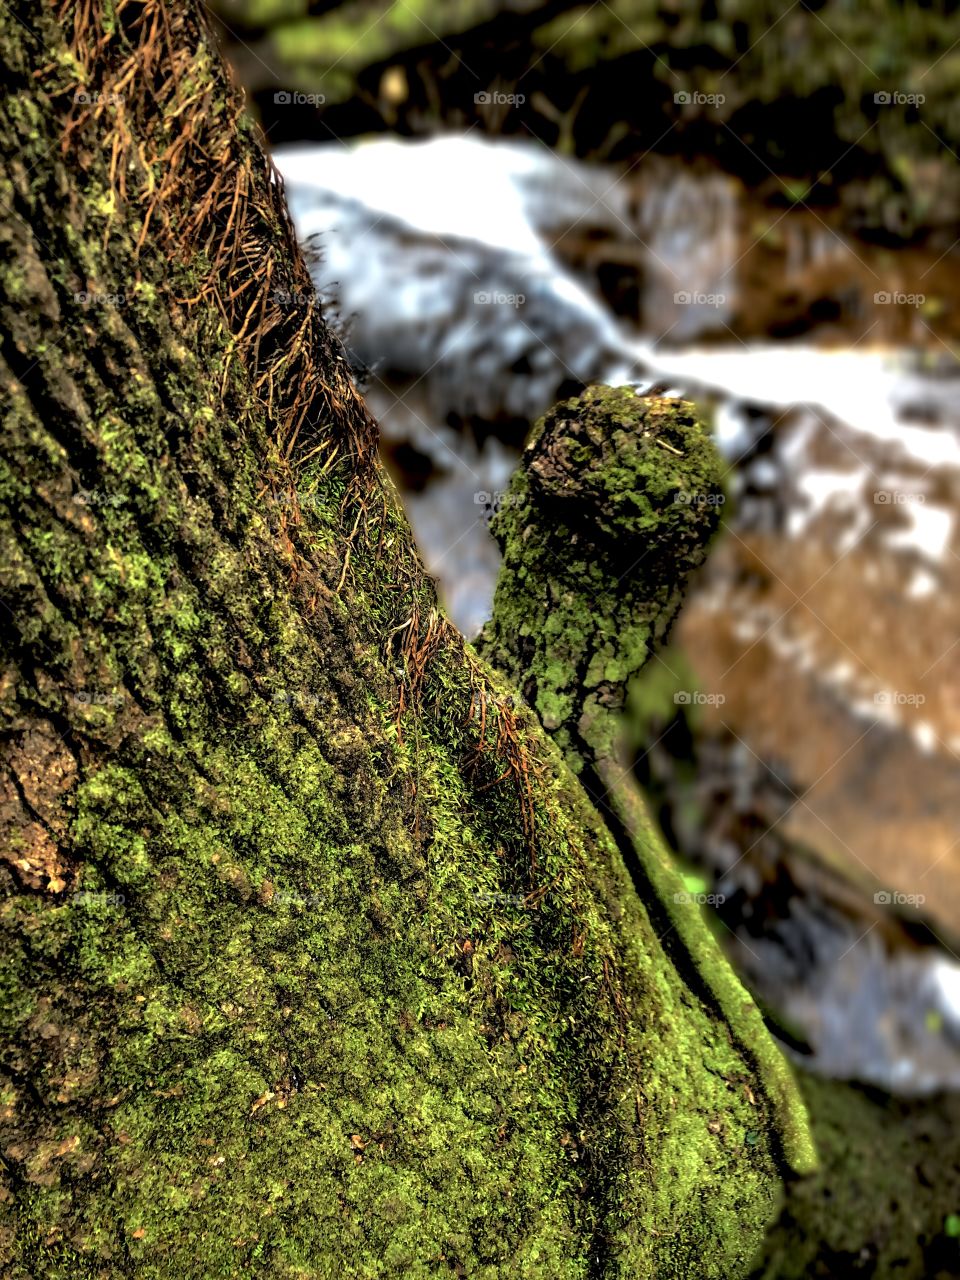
[0, 2, 808, 1276]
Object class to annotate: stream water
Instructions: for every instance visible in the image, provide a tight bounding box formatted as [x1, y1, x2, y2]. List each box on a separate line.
[274, 133, 960, 1093]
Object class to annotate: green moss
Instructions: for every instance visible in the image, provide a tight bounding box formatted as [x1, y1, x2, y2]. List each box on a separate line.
[0, 8, 806, 1278]
[478, 385, 730, 780]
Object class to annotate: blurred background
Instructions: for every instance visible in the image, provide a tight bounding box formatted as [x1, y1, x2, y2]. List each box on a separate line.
[209, 0, 960, 1174]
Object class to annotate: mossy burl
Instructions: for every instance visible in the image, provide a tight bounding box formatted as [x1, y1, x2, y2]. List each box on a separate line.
[2, 3, 803, 1276]
[478, 386, 724, 774]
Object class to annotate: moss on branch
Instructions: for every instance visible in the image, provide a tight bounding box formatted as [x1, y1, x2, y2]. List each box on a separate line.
[477, 386, 815, 1184]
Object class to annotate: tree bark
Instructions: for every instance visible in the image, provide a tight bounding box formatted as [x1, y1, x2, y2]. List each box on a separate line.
[0, 3, 807, 1276]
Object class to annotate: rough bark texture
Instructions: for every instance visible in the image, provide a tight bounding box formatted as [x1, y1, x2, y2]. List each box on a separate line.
[0, 3, 810, 1277]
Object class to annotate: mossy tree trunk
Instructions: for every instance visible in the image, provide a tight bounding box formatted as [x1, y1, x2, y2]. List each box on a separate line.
[0, 3, 809, 1277]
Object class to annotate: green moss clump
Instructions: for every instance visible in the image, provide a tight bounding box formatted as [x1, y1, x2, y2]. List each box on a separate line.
[479, 385, 727, 775]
